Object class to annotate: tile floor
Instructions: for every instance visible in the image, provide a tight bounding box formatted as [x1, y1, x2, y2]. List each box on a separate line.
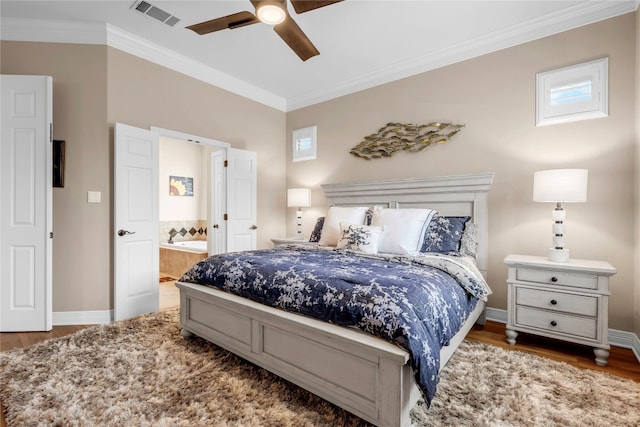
[159, 275, 180, 310]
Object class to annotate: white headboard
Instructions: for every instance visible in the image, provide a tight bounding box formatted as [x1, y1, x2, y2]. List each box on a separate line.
[321, 173, 495, 276]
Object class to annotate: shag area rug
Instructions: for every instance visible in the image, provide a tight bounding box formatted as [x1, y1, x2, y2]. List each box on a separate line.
[1, 309, 639, 426]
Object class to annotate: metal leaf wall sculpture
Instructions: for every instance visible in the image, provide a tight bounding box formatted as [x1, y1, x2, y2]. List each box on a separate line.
[350, 122, 464, 160]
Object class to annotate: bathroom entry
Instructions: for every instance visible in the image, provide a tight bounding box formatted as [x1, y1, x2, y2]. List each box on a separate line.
[158, 136, 214, 251]
[158, 136, 212, 290]
[114, 124, 256, 321]
[151, 127, 258, 255]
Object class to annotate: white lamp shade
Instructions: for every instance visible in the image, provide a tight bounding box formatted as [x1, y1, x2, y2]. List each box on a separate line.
[533, 169, 588, 202]
[287, 188, 311, 207]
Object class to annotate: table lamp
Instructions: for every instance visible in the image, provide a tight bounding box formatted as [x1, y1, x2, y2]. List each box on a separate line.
[287, 188, 311, 240]
[533, 169, 588, 262]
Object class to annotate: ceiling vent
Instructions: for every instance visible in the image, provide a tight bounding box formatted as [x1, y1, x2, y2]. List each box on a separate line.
[132, 1, 180, 27]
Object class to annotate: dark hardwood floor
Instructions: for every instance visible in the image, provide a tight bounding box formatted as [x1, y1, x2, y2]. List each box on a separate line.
[1, 319, 638, 426]
[466, 321, 640, 382]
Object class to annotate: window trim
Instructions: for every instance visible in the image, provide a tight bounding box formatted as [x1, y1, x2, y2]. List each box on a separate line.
[292, 125, 317, 162]
[536, 57, 608, 127]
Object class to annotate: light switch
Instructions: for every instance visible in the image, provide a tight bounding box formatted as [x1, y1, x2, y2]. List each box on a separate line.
[88, 191, 101, 203]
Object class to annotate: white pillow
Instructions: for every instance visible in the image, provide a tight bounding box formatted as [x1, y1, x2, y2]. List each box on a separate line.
[371, 208, 437, 255]
[318, 206, 369, 246]
[336, 222, 384, 254]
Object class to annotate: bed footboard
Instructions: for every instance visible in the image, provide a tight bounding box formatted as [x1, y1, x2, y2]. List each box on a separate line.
[177, 281, 420, 427]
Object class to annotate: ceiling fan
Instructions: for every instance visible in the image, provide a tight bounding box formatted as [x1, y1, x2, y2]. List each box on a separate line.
[186, 0, 343, 61]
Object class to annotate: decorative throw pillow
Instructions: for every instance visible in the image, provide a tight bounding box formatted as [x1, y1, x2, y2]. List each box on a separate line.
[336, 222, 384, 254]
[364, 206, 382, 226]
[370, 207, 437, 255]
[318, 206, 369, 247]
[309, 217, 325, 242]
[459, 221, 479, 258]
[421, 216, 471, 253]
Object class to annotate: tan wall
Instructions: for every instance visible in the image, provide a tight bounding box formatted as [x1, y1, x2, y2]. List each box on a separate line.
[287, 13, 637, 331]
[1, 41, 287, 312]
[159, 138, 208, 222]
[106, 48, 287, 253]
[1, 41, 111, 313]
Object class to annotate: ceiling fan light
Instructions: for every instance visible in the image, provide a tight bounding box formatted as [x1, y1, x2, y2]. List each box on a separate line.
[257, 4, 286, 25]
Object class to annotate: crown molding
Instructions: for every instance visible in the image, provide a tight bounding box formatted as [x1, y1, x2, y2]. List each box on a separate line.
[1, 17, 287, 112]
[286, 1, 638, 110]
[2, 0, 637, 112]
[0, 17, 107, 44]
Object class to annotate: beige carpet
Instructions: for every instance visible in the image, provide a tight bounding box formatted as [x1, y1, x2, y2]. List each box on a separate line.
[1, 309, 639, 426]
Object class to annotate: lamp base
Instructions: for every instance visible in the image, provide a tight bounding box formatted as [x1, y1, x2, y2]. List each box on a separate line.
[548, 248, 570, 263]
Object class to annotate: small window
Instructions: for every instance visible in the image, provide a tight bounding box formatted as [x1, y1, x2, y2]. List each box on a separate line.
[536, 58, 608, 126]
[292, 126, 317, 162]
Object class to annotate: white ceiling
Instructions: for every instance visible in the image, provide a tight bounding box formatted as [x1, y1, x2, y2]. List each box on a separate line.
[1, 1, 637, 111]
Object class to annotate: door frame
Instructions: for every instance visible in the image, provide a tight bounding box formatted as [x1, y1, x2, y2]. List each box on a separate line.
[151, 126, 230, 255]
[112, 122, 230, 320]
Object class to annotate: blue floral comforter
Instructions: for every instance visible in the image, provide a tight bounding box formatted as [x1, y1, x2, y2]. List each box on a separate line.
[180, 246, 491, 406]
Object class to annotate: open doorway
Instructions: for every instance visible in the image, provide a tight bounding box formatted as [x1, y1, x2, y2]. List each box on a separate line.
[114, 123, 256, 321]
[157, 136, 223, 310]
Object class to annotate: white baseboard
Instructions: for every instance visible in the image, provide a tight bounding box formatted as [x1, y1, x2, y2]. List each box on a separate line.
[485, 307, 640, 363]
[53, 310, 112, 325]
[485, 307, 508, 324]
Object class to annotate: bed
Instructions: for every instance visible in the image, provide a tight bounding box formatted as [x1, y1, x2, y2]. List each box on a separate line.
[176, 173, 494, 427]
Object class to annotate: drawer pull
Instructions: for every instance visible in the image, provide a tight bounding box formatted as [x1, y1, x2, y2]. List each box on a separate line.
[550, 299, 557, 305]
[550, 320, 557, 327]
[550, 276, 558, 283]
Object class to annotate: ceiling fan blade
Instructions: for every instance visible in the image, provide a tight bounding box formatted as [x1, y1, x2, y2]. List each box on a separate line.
[274, 17, 319, 61]
[186, 11, 259, 35]
[290, 0, 343, 14]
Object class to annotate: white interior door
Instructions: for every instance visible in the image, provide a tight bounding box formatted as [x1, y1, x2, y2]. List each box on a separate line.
[210, 150, 224, 255]
[226, 148, 257, 252]
[0, 75, 53, 332]
[114, 123, 159, 321]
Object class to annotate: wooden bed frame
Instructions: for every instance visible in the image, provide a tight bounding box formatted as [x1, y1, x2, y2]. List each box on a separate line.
[177, 173, 495, 427]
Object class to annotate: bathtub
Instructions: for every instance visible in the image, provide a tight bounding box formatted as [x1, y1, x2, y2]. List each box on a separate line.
[160, 240, 208, 278]
[163, 240, 208, 252]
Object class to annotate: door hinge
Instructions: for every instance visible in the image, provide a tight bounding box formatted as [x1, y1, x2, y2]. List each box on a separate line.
[49, 123, 53, 142]
[224, 213, 228, 221]
[49, 232, 53, 239]
[224, 160, 228, 167]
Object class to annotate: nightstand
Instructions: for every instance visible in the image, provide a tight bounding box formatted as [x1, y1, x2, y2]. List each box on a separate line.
[504, 254, 616, 366]
[271, 237, 314, 247]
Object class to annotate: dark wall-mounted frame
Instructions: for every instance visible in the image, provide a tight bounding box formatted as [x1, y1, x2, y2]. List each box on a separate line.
[53, 140, 65, 188]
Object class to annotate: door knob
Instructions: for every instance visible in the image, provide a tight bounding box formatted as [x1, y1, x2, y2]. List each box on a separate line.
[250, 225, 258, 230]
[213, 224, 219, 229]
[117, 229, 135, 236]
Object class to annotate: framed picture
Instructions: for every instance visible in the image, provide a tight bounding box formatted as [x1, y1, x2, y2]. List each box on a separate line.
[292, 125, 317, 162]
[53, 140, 65, 188]
[536, 57, 608, 126]
[169, 176, 194, 196]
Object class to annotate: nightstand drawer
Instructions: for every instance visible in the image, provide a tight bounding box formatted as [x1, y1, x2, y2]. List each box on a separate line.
[515, 287, 598, 317]
[515, 267, 598, 290]
[515, 306, 597, 339]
